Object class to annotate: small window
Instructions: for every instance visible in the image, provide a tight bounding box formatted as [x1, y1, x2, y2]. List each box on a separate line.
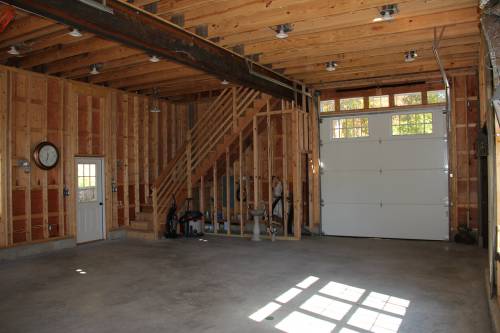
[78, 163, 97, 202]
[340, 97, 364, 111]
[369, 95, 389, 108]
[320, 100, 335, 113]
[427, 90, 446, 104]
[332, 117, 369, 139]
[392, 113, 433, 136]
[394, 92, 422, 106]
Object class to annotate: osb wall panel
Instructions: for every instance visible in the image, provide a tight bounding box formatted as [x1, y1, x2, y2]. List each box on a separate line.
[0, 66, 192, 248]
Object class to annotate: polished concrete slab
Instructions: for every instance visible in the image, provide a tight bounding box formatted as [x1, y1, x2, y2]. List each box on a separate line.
[0, 236, 491, 333]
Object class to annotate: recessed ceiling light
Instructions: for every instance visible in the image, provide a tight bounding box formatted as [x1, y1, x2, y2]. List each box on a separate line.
[276, 25, 288, 39]
[373, 4, 398, 22]
[90, 64, 100, 75]
[68, 28, 82, 37]
[221, 79, 229, 85]
[149, 55, 160, 63]
[325, 61, 337, 72]
[404, 50, 418, 63]
[7, 45, 19, 55]
[150, 106, 161, 113]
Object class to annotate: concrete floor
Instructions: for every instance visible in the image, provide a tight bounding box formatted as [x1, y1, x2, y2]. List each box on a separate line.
[0, 236, 491, 333]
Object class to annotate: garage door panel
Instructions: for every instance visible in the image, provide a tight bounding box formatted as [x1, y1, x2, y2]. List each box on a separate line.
[321, 140, 381, 171]
[377, 139, 447, 170]
[322, 169, 447, 204]
[322, 203, 448, 240]
[320, 108, 449, 240]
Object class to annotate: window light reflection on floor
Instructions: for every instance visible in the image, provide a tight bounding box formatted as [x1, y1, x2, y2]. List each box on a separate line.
[362, 292, 410, 316]
[296, 276, 319, 289]
[319, 281, 366, 303]
[275, 311, 336, 333]
[275, 288, 302, 304]
[249, 276, 410, 333]
[249, 302, 281, 322]
[347, 308, 402, 333]
[299, 294, 352, 321]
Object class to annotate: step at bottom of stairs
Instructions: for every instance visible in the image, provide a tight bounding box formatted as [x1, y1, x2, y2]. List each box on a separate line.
[126, 228, 156, 240]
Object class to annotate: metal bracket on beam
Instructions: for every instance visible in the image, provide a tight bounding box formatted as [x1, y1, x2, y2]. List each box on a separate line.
[232, 44, 244, 55]
[78, 0, 114, 14]
[195, 24, 208, 38]
[144, 2, 158, 14]
[171, 14, 185, 27]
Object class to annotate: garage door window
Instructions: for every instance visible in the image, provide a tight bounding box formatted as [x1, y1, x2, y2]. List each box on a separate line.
[340, 97, 364, 111]
[332, 117, 369, 139]
[392, 113, 433, 136]
[394, 92, 422, 106]
[320, 100, 335, 112]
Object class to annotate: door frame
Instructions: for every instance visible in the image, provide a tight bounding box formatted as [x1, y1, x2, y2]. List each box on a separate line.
[75, 157, 106, 243]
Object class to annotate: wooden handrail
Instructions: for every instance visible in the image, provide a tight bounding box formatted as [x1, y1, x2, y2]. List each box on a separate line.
[152, 86, 267, 239]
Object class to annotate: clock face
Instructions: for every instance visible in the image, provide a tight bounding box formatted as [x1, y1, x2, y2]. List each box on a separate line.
[33, 142, 59, 170]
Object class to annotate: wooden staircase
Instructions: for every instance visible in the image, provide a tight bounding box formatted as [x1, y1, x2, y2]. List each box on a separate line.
[151, 87, 271, 239]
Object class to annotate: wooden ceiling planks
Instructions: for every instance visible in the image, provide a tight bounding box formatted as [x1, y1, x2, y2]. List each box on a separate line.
[0, 0, 481, 98]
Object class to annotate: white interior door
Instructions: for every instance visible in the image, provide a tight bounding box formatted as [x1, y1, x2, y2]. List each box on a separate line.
[320, 107, 449, 240]
[76, 158, 104, 243]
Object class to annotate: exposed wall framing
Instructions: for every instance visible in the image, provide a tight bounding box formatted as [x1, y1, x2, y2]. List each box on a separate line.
[0, 65, 197, 248]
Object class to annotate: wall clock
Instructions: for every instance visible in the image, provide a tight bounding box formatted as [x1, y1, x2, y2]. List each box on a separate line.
[33, 141, 59, 170]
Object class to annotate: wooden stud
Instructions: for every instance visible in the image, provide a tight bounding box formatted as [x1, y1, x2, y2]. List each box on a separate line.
[213, 162, 218, 234]
[200, 175, 205, 233]
[239, 132, 244, 236]
[226, 147, 231, 235]
[267, 101, 272, 230]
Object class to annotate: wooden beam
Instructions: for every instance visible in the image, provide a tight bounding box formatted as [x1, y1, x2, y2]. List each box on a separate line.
[3, 0, 298, 99]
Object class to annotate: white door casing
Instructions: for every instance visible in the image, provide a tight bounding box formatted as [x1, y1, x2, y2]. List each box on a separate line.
[76, 158, 105, 243]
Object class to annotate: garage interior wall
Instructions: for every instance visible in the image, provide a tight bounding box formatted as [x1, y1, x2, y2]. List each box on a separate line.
[321, 72, 480, 237]
[0, 65, 208, 248]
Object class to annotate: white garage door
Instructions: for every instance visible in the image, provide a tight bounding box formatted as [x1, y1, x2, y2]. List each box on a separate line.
[320, 108, 449, 240]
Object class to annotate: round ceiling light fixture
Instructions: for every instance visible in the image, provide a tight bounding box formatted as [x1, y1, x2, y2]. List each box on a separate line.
[7, 45, 19, 55]
[221, 79, 229, 85]
[68, 28, 82, 37]
[373, 4, 399, 22]
[89, 64, 100, 75]
[404, 50, 418, 63]
[325, 61, 338, 72]
[276, 25, 288, 39]
[149, 55, 160, 63]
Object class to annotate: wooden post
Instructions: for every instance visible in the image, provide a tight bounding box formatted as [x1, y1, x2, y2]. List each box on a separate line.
[282, 100, 289, 237]
[133, 97, 140, 215]
[123, 95, 130, 226]
[292, 105, 302, 240]
[213, 162, 218, 234]
[226, 147, 231, 235]
[200, 175, 205, 233]
[152, 188, 158, 239]
[253, 116, 259, 209]
[239, 132, 244, 235]
[186, 130, 192, 198]
[0, 69, 8, 247]
[143, 97, 150, 205]
[267, 101, 272, 228]
[310, 91, 321, 233]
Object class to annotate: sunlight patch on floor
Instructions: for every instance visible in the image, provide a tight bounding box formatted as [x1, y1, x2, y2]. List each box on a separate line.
[249, 276, 411, 333]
